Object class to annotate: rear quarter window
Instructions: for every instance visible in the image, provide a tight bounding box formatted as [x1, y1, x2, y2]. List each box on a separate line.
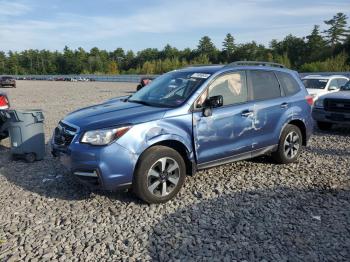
[276, 72, 301, 96]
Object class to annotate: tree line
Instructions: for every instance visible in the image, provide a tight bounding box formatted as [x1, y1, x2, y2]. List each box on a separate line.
[0, 12, 349, 75]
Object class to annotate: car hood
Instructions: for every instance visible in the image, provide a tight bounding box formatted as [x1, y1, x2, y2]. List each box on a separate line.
[63, 97, 168, 131]
[318, 90, 350, 100]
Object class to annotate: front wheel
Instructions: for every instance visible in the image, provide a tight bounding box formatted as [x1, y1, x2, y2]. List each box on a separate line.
[133, 146, 186, 204]
[272, 124, 302, 164]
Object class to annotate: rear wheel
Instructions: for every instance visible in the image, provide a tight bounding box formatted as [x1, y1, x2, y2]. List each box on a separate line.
[272, 124, 302, 164]
[133, 146, 186, 204]
[317, 121, 332, 131]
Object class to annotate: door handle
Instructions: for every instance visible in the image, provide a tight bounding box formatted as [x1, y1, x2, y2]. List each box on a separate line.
[281, 102, 288, 109]
[241, 110, 254, 117]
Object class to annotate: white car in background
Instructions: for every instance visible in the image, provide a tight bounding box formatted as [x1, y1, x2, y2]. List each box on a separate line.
[302, 75, 349, 101]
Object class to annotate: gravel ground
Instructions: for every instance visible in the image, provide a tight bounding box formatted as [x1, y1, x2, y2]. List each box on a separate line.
[0, 80, 349, 261]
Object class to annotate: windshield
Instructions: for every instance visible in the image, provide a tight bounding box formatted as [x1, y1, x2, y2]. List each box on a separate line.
[341, 81, 350, 91]
[302, 79, 328, 89]
[128, 71, 211, 107]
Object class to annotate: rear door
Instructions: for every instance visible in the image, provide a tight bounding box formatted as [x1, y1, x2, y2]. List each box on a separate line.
[246, 70, 286, 149]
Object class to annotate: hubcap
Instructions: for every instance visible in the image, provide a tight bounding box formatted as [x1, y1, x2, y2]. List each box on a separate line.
[147, 157, 180, 197]
[284, 131, 300, 159]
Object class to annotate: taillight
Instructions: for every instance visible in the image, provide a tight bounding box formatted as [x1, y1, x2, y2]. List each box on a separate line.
[0, 95, 9, 109]
[305, 95, 313, 106]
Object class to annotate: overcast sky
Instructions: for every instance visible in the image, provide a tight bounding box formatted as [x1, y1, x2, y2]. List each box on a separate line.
[0, 0, 349, 52]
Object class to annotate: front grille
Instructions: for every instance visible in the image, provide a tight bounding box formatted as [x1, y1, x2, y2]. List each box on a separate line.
[54, 122, 77, 146]
[324, 99, 350, 113]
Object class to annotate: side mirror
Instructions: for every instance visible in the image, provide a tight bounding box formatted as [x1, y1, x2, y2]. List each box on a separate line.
[205, 95, 223, 108]
[202, 95, 223, 117]
[329, 86, 338, 91]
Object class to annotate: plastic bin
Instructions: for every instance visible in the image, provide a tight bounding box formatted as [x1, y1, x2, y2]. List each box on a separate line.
[6, 109, 45, 162]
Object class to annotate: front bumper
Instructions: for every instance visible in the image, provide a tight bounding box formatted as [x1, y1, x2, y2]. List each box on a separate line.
[1, 82, 15, 86]
[51, 137, 137, 191]
[312, 107, 350, 124]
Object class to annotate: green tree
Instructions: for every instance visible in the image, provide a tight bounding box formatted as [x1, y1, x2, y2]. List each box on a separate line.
[197, 36, 218, 62]
[300, 52, 350, 72]
[269, 35, 307, 68]
[107, 61, 119, 74]
[274, 53, 291, 68]
[222, 33, 235, 62]
[306, 25, 328, 62]
[324, 13, 350, 48]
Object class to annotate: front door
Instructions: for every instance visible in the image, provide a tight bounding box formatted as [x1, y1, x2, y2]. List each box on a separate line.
[193, 71, 254, 165]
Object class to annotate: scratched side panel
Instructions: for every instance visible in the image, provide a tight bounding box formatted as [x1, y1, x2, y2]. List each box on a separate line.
[116, 113, 195, 162]
[193, 103, 254, 164]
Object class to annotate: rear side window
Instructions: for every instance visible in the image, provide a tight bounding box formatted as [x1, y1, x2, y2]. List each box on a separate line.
[249, 70, 281, 100]
[276, 72, 300, 96]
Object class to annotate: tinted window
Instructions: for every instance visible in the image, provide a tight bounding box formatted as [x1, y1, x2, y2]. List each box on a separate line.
[302, 79, 328, 89]
[276, 72, 300, 96]
[337, 78, 348, 88]
[250, 70, 281, 100]
[1, 76, 13, 80]
[208, 71, 248, 106]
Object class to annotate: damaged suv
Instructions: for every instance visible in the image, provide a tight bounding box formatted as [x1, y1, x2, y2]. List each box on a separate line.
[52, 62, 313, 203]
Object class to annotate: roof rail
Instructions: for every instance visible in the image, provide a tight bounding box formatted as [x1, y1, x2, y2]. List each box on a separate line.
[185, 64, 222, 68]
[225, 61, 286, 69]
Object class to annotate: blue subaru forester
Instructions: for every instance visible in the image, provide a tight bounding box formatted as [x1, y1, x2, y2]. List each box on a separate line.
[52, 61, 313, 203]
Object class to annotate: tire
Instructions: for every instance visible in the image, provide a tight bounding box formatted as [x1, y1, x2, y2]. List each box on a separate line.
[25, 153, 36, 163]
[133, 146, 186, 204]
[272, 124, 303, 164]
[317, 121, 332, 131]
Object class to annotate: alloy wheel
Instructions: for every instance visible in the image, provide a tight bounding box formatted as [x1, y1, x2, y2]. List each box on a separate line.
[147, 157, 180, 197]
[283, 131, 300, 159]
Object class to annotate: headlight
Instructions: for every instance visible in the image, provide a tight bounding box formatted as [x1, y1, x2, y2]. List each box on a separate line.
[81, 126, 132, 145]
[314, 99, 324, 108]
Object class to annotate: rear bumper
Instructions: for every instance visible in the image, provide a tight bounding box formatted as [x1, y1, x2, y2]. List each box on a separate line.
[312, 107, 350, 124]
[51, 138, 137, 191]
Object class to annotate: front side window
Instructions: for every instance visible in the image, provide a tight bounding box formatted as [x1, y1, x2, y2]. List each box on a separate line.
[341, 81, 350, 91]
[207, 71, 248, 106]
[276, 71, 300, 96]
[129, 71, 211, 107]
[337, 78, 348, 88]
[328, 79, 339, 90]
[250, 70, 281, 100]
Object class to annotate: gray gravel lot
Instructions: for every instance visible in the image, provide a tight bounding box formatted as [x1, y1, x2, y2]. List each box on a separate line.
[0, 81, 349, 261]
